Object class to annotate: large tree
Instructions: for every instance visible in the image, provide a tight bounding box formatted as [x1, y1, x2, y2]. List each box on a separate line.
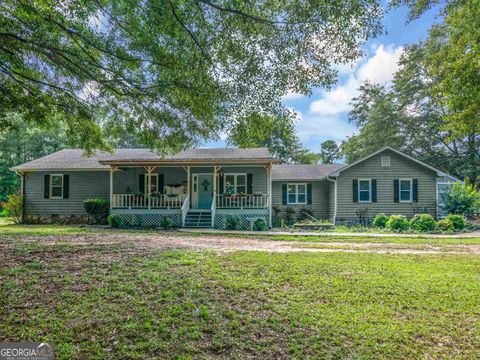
[319, 140, 340, 164]
[0, 0, 383, 154]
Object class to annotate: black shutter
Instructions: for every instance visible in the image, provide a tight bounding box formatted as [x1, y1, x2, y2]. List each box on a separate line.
[394, 179, 399, 203]
[63, 175, 69, 199]
[44, 174, 50, 199]
[219, 173, 224, 193]
[158, 174, 164, 193]
[353, 179, 358, 203]
[307, 184, 312, 205]
[413, 179, 418, 202]
[139, 174, 145, 193]
[371, 179, 377, 203]
[282, 184, 287, 205]
[247, 174, 253, 194]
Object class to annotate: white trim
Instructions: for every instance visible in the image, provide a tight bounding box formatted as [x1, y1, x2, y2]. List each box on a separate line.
[381, 156, 391, 167]
[223, 173, 247, 194]
[328, 146, 447, 177]
[399, 178, 413, 203]
[358, 178, 372, 203]
[49, 174, 64, 199]
[144, 173, 159, 194]
[286, 183, 307, 205]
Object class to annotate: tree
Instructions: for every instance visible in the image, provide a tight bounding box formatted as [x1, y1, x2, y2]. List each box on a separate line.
[319, 140, 340, 164]
[0, 0, 384, 154]
[0, 113, 68, 201]
[228, 112, 319, 164]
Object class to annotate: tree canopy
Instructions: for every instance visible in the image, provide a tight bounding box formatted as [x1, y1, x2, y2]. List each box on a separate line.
[1, 0, 384, 154]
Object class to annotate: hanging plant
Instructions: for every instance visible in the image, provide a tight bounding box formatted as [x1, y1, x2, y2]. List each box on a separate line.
[202, 179, 210, 191]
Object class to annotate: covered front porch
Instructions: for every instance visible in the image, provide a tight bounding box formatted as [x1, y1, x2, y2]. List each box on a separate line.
[107, 164, 272, 228]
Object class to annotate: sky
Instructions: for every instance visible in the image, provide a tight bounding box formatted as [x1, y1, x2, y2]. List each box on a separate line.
[205, 3, 442, 152]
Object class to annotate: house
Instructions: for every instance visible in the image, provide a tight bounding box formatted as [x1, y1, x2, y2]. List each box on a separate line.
[11, 146, 458, 228]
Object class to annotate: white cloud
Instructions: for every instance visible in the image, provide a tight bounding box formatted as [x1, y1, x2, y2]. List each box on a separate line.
[309, 44, 403, 116]
[282, 91, 305, 101]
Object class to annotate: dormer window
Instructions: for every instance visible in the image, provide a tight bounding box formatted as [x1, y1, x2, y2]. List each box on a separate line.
[381, 156, 391, 167]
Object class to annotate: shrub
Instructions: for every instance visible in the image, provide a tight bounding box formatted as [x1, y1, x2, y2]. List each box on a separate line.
[160, 217, 172, 230]
[0, 193, 24, 224]
[285, 207, 295, 224]
[225, 215, 240, 230]
[83, 198, 110, 224]
[445, 214, 466, 231]
[386, 215, 409, 232]
[443, 180, 480, 217]
[355, 207, 370, 226]
[107, 214, 123, 228]
[299, 207, 314, 221]
[409, 214, 436, 232]
[253, 218, 268, 231]
[372, 213, 389, 228]
[436, 218, 454, 232]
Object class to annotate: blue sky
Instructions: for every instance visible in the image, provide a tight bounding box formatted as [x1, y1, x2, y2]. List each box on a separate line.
[206, 3, 441, 152]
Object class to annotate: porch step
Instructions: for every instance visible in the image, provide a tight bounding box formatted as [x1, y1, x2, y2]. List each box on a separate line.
[184, 211, 213, 228]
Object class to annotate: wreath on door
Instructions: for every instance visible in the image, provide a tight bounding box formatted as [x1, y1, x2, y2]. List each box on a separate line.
[202, 179, 210, 191]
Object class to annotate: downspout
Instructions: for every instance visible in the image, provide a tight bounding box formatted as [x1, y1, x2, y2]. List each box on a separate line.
[327, 176, 337, 225]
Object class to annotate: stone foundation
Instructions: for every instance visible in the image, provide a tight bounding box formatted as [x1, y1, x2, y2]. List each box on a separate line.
[25, 214, 91, 225]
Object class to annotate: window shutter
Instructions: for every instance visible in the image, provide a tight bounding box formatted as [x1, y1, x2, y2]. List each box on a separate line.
[158, 174, 164, 193]
[413, 179, 418, 202]
[139, 174, 145, 193]
[219, 173, 224, 193]
[44, 174, 50, 199]
[282, 184, 287, 205]
[394, 179, 399, 203]
[353, 179, 358, 203]
[63, 175, 69, 199]
[247, 174, 253, 194]
[307, 184, 312, 205]
[372, 179, 377, 203]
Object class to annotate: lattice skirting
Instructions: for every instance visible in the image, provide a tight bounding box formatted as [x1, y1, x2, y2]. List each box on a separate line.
[112, 210, 182, 228]
[214, 210, 269, 230]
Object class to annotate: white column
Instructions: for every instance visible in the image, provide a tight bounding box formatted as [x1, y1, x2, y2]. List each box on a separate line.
[268, 164, 272, 228]
[213, 166, 217, 205]
[187, 166, 191, 201]
[109, 167, 113, 209]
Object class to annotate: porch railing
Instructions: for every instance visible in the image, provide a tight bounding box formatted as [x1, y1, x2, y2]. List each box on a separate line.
[216, 194, 268, 209]
[112, 194, 186, 209]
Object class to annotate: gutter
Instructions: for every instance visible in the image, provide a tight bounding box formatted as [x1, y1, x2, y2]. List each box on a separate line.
[326, 176, 337, 225]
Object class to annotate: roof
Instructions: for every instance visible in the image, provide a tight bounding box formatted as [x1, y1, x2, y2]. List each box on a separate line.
[272, 164, 344, 181]
[11, 148, 274, 171]
[327, 146, 447, 177]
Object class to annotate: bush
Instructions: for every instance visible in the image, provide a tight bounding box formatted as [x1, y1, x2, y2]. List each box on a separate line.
[107, 214, 123, 228]
[409, 214, 436, 232]
[285, 207, 295, 224]
[299, 207, 314, 221]
[0, 193, 24, 224]
[436, 218, 454, 232]
[372, 213, 389, 228]
[225, 215, 240, 230]
[445, 214, 466, 231]
[443, 180, 480, 217]
[160, 217, 172, 230]
[253, 218, 268, 231]
[83, 198, 110, 224]
[386, 215, 409, 232]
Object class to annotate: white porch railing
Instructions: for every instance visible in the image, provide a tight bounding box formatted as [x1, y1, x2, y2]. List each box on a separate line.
[216, 194, 268, 209]
[112, 194, 186, 209]
[181, 195, 190, 226]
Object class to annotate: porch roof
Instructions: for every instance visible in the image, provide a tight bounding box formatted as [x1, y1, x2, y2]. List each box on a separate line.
[12, 148, 276, 171]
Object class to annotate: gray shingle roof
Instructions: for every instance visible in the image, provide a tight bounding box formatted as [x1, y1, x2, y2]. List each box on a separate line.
[11, 148, 274, 171]
[271, 164, 345, 181]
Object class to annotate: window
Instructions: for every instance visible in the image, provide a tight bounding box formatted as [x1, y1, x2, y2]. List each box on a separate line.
[381, 156, 391, 167]
[224, 174, 247, 194]
[399, 179, 413, 202]
[287, 183, 307, 204]
[50, 174, 63, 199]
[358, 179, 371, 202]
[145, 174, 158, 193]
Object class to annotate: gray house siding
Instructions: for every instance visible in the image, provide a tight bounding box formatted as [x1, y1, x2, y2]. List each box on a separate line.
[24, 171, 110, 215]
[328, 180, 335, 221]
[271, 180, 330, 222]
[334, 149, 438, 222]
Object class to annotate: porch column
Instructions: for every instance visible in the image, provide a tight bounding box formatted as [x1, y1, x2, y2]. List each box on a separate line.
[267, 164, 272, 228]
[109, 166, 118, 209]
[144, 166, 156, 209]
[187, 166, 191, 201]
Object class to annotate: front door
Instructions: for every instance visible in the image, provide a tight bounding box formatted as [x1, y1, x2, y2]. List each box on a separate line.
[192, 174, 213, 209]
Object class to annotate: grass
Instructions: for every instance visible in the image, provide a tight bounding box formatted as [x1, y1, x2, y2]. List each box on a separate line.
[1, 235, 480, 359]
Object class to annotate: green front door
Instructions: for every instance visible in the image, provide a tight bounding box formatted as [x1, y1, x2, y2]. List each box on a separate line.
[194, 174, 213, 209]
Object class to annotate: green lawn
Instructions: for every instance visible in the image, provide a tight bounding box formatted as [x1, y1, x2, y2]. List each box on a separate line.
[1, 234, 479, 359]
